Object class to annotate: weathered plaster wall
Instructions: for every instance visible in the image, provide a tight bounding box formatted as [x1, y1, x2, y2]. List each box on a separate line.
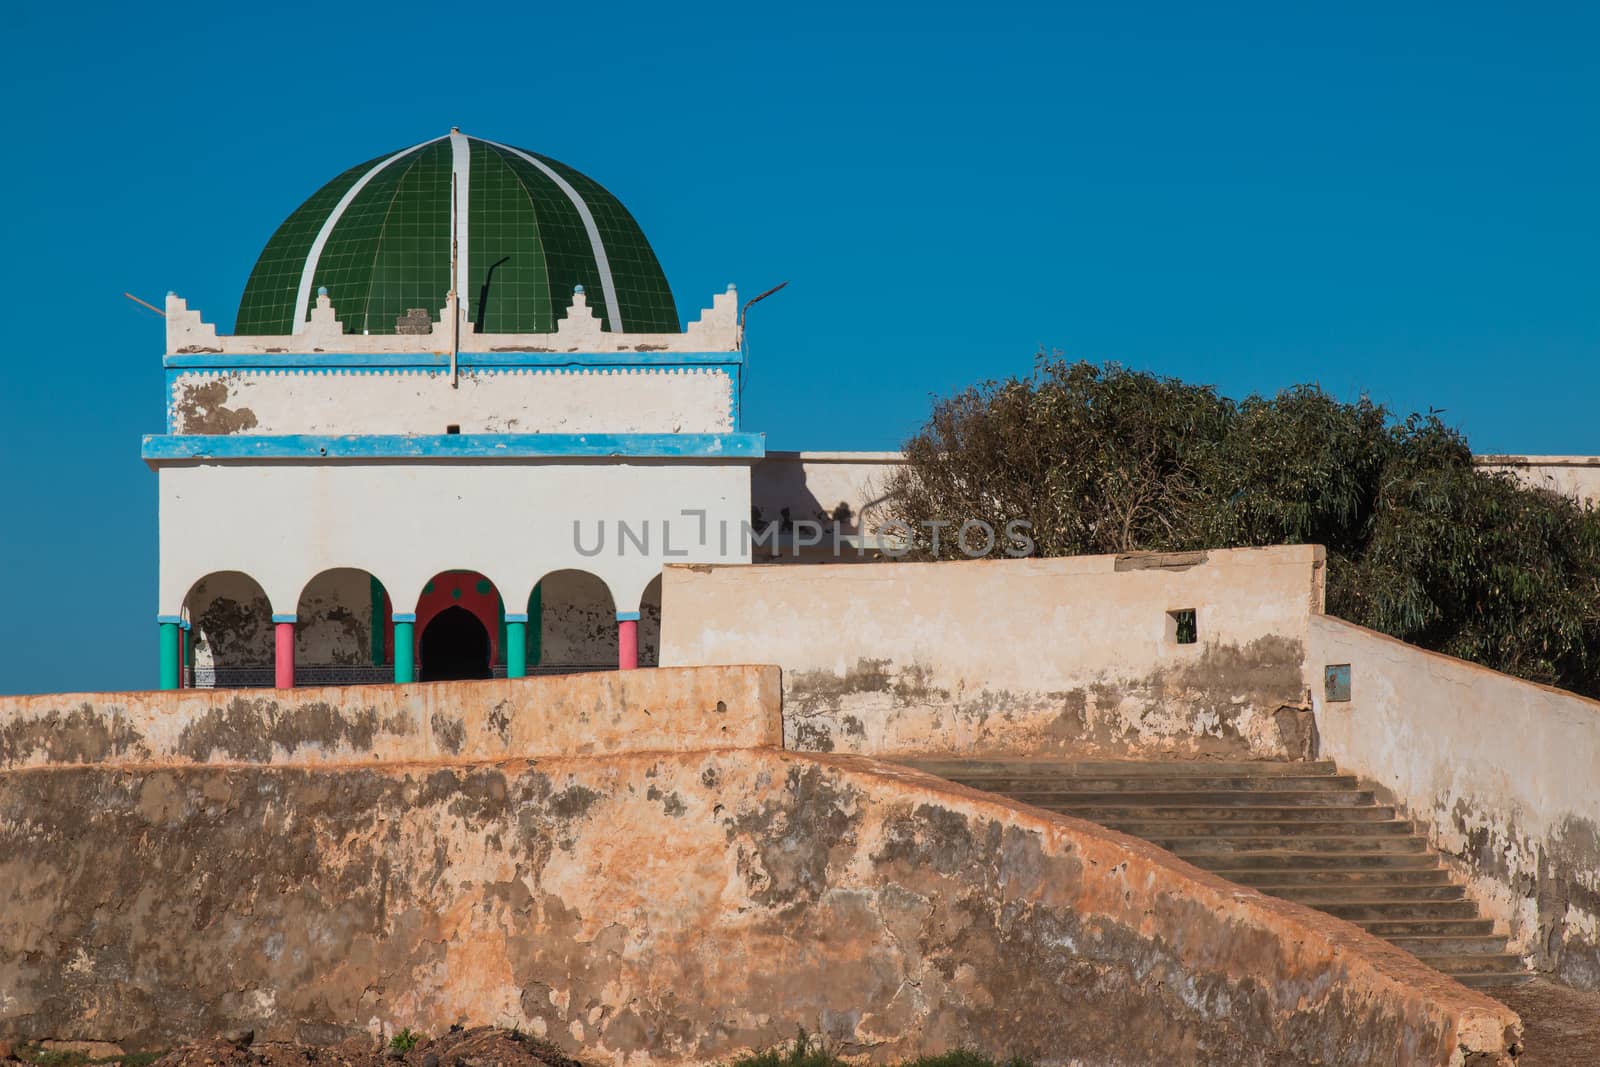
[0, 748, 1518, 1064]
[186, 571, 275, 671]
[1475, 455, 1600, 506]
[295, 568, 378, 666]
[0, 667, 779, 770]
[169, 369, 733, 436]
[661, 547, 1325, 760]
[1311, 615, 1600, 989]
[158, 458, 753, 619]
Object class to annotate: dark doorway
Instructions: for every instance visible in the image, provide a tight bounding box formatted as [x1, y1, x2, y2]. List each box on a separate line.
[420, 606, 492, 681]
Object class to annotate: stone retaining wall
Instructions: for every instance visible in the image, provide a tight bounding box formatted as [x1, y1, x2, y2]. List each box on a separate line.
[0, 666, 779, 769]
[0, 747, 1519, 1064]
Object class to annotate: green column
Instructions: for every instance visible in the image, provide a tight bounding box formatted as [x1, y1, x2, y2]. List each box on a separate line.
[158, 621, 180, 691]
[394, 618, 415, 684]
[506, 619, 527, 678]
[528, 583, 542, 667]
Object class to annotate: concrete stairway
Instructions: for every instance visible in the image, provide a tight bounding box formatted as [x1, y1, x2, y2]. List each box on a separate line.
[899, 757, 1532, 990]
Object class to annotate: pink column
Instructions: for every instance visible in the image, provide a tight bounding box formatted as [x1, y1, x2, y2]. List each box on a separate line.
[274, 616, 296, 689]
[617, 614, 639, 671]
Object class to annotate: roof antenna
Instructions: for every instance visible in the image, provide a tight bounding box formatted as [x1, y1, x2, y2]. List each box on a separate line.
[739, 280, 788, 407]
[124, 292, 167, 318]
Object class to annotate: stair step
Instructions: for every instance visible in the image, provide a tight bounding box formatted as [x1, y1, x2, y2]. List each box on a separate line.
[1107, 820, 1416, 840]
[1316, 900, 1480, 921]
[944, 775, 1361, 793]
[1164, 837, 1429, 857]
[1210, 868, 1449, 886]
[1451, 971, 1537, 989]
[902, 759, 1339, 778]
[1253, 884, 1467, 904]
[1387, 935, 1516, 957]
[1178, 850, 1439, 868]
[1040, 804, 1398, 822]
[1357, 918, 1496, 938]
[1013, 790, 1377, 808]
[1414, 952, 1527, 974]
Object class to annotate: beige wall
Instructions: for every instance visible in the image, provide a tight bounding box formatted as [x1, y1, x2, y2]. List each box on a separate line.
[0, 666, 780, 770]
[662, 546, 1326, 759]
[1311, 615, 1600, 986]
[1476, 455, 1600, 506]
[0, 747, 1518, 1063]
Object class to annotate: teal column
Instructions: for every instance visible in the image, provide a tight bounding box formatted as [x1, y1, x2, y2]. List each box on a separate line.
[158, 617, 180, 691]
[506, 614, 528, 679]
[393, 614, 415, 684]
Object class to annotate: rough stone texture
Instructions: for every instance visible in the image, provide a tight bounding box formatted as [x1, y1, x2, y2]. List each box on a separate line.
[0, 667, 779, 770]
[662, 547, 1325, 759]
[0, 749, 1518, 1065]
[1312, 615, 1600, 990]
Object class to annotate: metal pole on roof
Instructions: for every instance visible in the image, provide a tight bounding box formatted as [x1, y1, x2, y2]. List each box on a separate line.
[450, 171, 460, 389]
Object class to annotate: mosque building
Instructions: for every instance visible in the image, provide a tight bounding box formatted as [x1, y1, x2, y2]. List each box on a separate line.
[144, 129, 896, 690]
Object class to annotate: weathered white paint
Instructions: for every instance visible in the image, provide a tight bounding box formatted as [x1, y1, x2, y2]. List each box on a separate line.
[1311, 615, 1600, 983]
[1476, 454, 1600, 506]
[167, 286, 739, 355]
[662, 546, 1326, 758]
[170, 367, 733, 435]
[158, 459, 753, 621]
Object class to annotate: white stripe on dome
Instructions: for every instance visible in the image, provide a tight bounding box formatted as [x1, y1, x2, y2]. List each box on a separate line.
[291, 135, 447, 335]
[449, 129, 471, 318]
[479, 138, 623, 332]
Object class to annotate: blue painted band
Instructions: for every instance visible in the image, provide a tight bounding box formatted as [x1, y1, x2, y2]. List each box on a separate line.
[392, 613, 417, 624]
[504, 613, 530, 623]
[156, 614, 183, 625]
[181, 619, 191, 630]
[142, 432, 765, 462]
[272, 613, 297, 624]
[616, 611, 641, 622]
[164, 350, 742, 370]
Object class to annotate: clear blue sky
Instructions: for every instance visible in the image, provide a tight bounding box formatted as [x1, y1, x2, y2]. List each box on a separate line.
[1, 2, 1595, 693]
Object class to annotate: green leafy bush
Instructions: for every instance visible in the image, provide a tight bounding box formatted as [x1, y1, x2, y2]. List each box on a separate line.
[724, 1030, 1032, 1067]
[888, 356, 1600, 697]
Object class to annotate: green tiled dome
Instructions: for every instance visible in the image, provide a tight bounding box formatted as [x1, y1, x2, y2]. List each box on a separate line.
[236, 130, 678, 336]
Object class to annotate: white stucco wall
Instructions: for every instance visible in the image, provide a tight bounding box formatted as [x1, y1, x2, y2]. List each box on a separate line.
[169, 369, 734, 436]
[159, 459, 753, 619]
[1310, 615, 1600, 984]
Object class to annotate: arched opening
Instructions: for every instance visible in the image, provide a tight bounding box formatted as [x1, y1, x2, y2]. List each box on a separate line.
[295, 568, 392, 685]
[183, 571, 273, 688]
[533, 569, 617, 672]
[640, 574, 663, 668]
[420, 606, 492, 681]
[413, 570, 505, 680]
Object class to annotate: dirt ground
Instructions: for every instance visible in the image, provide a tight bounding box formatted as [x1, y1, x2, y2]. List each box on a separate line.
[1488, 980, 1600, 1066]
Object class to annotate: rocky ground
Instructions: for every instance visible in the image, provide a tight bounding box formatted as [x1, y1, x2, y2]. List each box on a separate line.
[1488, 980, 1600, 1067]
[0, 1028, 586, 1067]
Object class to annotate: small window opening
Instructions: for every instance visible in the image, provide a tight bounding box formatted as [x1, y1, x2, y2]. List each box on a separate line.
[1167, 609, 1197, 645]
[446, 424, 461, 435]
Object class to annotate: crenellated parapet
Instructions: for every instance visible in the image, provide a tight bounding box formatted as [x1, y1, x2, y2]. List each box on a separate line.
[166, 284, 741, 356]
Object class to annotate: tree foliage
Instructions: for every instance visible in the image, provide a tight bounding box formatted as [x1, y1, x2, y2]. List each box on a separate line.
[888, 356, 1600, 696]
